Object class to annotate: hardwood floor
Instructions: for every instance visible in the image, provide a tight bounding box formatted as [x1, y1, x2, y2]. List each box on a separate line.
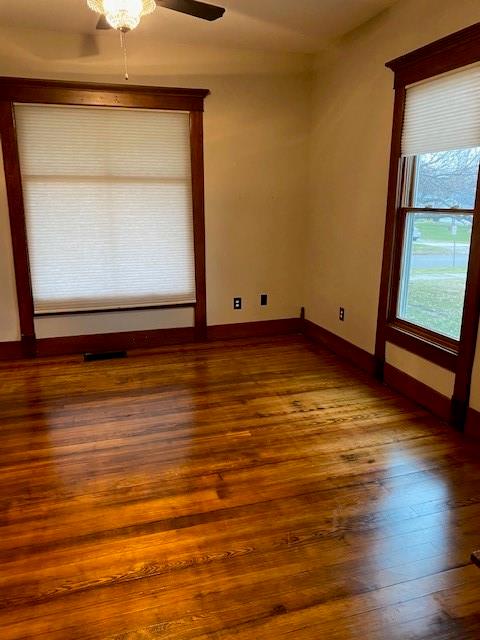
[1, 335, 480, 639]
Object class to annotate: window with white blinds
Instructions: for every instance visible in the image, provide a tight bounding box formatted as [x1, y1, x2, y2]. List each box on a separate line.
[14, 103, 196, 314]
[402, 64, 480, 156]
[392, 62, 480, 343]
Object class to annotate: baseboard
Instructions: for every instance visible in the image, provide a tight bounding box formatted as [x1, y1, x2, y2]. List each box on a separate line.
[36, 327, 195, 357]
[208, 318, 301, 341]
[384, 363, 452, 422]
[32, 319, 301, 357]
[0, 340, 23, 360]
[303, 319, 376, 375]
[465, 407, 480, 440]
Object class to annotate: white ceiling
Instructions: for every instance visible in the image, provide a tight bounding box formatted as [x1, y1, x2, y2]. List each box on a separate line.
[0, 0, 396, 53]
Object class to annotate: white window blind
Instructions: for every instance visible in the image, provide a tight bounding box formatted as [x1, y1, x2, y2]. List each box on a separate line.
[402, 64, 480, 156]
[14, 103, 196, 314]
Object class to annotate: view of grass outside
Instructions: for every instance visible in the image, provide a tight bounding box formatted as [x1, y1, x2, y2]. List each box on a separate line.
[397, 146, 480, 340]
[398, 217, 472, 339]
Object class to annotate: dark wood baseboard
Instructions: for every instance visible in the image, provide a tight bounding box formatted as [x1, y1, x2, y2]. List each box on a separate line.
[36, 327, 195, 357]
[0, 340, 23, 360]
[465, 407, 480, 440]
[208, 318, 301, 341]
[25, 319, 302, 358]
[303, 319, 376, 375]
[384, 363, 452, 422]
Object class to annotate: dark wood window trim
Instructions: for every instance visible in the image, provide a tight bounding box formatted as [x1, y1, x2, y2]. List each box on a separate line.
[0, 77, 208, 357]
[385, 324, 458, 372]
[375, 22, 480, 428]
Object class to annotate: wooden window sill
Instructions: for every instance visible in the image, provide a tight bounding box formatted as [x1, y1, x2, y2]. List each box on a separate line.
[385, 323, 458, 372]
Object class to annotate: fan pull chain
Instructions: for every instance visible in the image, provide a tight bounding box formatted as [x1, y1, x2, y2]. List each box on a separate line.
[120, 31, 129, 81]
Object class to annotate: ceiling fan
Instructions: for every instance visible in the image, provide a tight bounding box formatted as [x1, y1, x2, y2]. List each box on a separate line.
[87, 0, 225, 80]
[88, 0, 226, 32]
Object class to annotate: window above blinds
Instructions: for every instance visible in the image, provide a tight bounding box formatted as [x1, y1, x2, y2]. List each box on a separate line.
[402, 64, 480, 156]
[14, 103, 196, 314]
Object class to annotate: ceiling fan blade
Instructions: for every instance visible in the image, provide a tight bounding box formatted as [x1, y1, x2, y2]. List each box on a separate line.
[155, 0, 225, 21]
[96, 15, 112, 30]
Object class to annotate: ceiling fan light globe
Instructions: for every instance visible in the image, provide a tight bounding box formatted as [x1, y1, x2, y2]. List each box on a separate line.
[87, 0, 156, 30]
[104, 0, 142, 15]
[106, 9, 141, 30]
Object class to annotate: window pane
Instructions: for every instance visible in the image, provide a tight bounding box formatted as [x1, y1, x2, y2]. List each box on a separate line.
[397, 213, 472, 340]
[413, 147, 480, 209]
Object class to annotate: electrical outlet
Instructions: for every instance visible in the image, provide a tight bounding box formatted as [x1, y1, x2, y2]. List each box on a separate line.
[233, 297, 242, 310]
[339, 307, 345, 321]
[260, 294, 268, 306]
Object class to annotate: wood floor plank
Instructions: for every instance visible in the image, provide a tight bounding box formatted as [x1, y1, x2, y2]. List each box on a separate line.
[1, 336, 480, 639]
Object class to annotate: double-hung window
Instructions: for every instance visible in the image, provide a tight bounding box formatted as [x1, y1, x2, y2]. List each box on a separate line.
[0, 78, 207, 357]
[386, 64, 480, 357]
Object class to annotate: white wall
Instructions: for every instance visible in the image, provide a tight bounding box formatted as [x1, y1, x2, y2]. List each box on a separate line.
[305, 0, 480, 404]
[0, 25, 312, 338]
